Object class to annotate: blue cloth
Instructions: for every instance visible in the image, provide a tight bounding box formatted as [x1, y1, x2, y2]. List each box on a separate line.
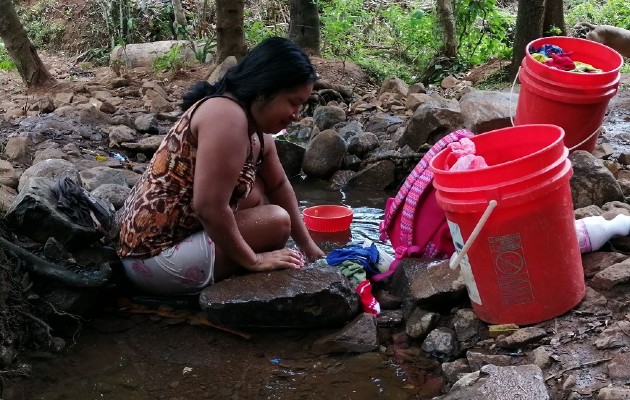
[529, 44, 565, 58]
[326, 244, 380, 276]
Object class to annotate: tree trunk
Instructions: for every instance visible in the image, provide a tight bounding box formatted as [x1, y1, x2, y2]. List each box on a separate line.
[172, 0, 188, 38]
[288, 0, 320, 55]
[543, 0, 565, 36]
[0, 0, 55, 88]
[510, 0, 545, 79]
[436, 0, 457, 59]
[215, 0, 247, 63]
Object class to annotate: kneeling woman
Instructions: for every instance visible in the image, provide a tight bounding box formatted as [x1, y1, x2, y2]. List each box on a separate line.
[116, 37, 325, 295]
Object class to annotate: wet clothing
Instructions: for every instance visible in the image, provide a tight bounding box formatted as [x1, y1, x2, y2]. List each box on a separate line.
[117, 95, 264, 259]
[121, 230, 215, 295]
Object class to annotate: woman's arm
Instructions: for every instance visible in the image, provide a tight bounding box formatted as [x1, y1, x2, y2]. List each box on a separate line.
[259, 135, 325, 261]
[191, 99, 303, 271]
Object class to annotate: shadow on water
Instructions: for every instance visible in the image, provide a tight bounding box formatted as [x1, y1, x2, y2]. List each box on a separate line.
[7, 180, 445, 400]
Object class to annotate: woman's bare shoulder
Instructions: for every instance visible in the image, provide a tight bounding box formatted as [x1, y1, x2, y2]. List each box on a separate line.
[191, 96, 248, 134]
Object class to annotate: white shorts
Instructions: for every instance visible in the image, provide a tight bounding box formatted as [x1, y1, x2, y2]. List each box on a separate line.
[121, 231, 215, 295]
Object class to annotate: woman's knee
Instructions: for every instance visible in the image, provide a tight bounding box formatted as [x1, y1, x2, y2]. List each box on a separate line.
[266, 204, 291, 236]
[235, 204, 291, 250]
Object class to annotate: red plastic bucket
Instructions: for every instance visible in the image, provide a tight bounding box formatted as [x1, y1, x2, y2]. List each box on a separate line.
[430, 125, 585, 325]
[514, 36, 623, 153]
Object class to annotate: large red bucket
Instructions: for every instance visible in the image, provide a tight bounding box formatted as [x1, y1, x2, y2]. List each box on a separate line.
[430, 125, 585, 325]
[515, 36, 623, 153]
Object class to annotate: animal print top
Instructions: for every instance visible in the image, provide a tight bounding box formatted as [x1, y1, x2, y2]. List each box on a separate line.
[117, 96, 264, 258]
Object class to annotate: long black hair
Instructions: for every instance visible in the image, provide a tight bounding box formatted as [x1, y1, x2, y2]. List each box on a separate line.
[181, 37, 317, 111]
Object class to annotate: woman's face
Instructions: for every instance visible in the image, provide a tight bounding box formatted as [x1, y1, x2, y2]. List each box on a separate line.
[251, 83, 314, 134]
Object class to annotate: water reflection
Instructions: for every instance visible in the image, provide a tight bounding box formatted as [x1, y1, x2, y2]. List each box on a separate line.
[294, 181, 394, 257]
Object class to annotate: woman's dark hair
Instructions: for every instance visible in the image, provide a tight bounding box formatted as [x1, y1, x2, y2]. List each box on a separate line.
[181, 37, 317, 111]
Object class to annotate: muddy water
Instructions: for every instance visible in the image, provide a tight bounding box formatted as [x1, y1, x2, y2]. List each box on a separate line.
[9, 183, 444, 400]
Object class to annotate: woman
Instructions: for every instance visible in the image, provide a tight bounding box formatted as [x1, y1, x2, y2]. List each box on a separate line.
[117, 37, 325, 295]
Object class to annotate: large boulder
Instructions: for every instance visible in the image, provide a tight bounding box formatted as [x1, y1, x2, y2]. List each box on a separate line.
[199, 266, 359, 328]
[570, 151, 624, 209]
[301, 129, 347, 179]
[6, 178, 110, 249]
[110, 40, 198, 68]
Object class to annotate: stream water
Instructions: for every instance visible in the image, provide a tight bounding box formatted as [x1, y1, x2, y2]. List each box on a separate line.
[6, 182, 444, 400]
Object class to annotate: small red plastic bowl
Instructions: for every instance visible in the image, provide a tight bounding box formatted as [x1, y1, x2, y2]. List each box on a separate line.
[303, 205, 353, 232]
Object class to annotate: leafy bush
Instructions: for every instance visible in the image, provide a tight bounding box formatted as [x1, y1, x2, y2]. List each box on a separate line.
[318, 0, 514, 83]
[152, 44, 189, 73]
[566, 0, 630, 30]
[0, 44, 16, 71]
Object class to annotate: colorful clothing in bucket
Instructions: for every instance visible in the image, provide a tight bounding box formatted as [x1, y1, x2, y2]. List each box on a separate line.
[529, 45, 602, 73]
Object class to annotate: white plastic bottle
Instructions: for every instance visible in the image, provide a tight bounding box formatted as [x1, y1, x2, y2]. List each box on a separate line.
[575, 214, 630, 253]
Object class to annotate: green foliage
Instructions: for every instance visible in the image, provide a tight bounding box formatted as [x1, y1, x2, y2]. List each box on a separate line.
[17, 0, 66, 49]
[318, 0, 514, 84]
[18, 0, 516, 85]
[244, 5, 288, 46]
[566, 0, 630, 29]
[0, 44, 16, 71]
[152, 44, 188, 73]
[189, 37, 217, 63]
[245, 20, 278, 45]
[81, 47, 111, 67]
[454, 0, 513, 64]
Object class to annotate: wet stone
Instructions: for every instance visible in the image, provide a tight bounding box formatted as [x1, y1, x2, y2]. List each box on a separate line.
[582, 251, 628, 279]
[376, 309, 403, 328]
[200, 266, 358, 328]
[466, 350, 514, 371]
[497, 327, 548, 349]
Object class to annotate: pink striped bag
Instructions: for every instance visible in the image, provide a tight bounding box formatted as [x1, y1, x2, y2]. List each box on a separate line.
[376, 129, 474, 280]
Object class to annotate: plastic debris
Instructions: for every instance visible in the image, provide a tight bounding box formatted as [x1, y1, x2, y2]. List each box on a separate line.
[110, 151, 129, 162]
[488, 323, 520, 338]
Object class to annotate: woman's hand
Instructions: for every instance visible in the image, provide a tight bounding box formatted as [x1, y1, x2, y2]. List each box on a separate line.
[299, 242, 325, 262]
[247, 248, 304, 272]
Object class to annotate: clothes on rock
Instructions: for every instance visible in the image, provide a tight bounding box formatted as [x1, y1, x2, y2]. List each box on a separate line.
[51, 176, 115, 237]
[356, 280, 380, 315]
[325, 243, 384, 314]
[337, 260, 367, 288]
[326, 244, 380, 276]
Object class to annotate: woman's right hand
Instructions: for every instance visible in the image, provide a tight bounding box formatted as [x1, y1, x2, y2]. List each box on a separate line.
[247, 248, 304, 272]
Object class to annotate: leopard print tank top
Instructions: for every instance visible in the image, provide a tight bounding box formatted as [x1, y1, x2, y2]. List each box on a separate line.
[117, 96, 264, 258]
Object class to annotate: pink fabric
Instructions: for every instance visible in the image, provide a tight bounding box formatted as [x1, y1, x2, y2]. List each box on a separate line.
[356, 280, 380, 315]
[446, 138, 488, 171]
[377, 129, 474, 280]
[544, 53, 576, 71]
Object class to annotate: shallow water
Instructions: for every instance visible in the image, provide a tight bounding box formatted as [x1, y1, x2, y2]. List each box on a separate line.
[293, 183, 394, 256]
[7, 182, 444, 400]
